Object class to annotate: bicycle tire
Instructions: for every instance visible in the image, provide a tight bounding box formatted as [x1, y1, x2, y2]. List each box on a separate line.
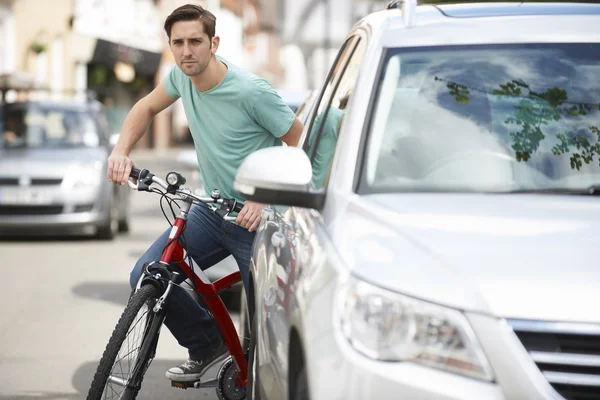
[87, 284, 161, 400]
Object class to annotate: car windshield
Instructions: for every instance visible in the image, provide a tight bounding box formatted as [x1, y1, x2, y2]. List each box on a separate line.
[362, 43, 600, 193]
[1, 104, 100, 149]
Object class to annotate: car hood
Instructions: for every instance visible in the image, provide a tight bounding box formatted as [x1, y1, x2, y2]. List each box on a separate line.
[0, 148, 107, 178]
[334, 193, 600, 323]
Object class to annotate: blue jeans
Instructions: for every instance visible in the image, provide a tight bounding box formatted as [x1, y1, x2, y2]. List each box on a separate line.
[129, 205, 255, 361]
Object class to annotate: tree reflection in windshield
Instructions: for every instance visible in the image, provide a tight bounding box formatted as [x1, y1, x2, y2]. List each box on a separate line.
[435, 76, 600, 171]
[362, 43, 600, 193]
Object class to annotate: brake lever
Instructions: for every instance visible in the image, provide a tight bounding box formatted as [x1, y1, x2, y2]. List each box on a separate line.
[214, 201, 239, 222]
[215, 204, 232, 219]
[127, 176, 152, 192]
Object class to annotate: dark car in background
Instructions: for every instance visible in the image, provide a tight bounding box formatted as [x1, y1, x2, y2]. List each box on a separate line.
[0, 99, 130, 239]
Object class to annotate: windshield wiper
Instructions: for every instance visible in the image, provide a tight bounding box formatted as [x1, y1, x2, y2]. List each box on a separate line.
[506, 187, 600, 196]
[587, 185, 600, 195]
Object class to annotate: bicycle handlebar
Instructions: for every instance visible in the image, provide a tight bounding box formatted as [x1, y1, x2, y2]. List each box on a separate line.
[130, 167, 141, 179]
[127, 167, 244, 218]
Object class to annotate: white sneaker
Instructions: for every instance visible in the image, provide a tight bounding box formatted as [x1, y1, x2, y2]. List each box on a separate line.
[165, 343, 229, 382]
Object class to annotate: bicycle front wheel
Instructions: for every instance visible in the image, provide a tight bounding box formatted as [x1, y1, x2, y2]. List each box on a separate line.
[87, 284, 161, 400]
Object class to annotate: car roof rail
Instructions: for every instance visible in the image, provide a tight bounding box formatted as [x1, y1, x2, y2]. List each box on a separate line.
[387, 0, 417, 27]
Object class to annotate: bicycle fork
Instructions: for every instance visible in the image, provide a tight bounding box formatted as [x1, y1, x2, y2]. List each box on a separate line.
[120, 311, 165, 399]
[121, 274, 177, 398]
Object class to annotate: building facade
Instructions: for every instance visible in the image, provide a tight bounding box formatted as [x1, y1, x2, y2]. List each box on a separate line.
[264, 0, 389, 90]
[71, 0, 165, 148]
[0, 0, 16, 77]
[4, 0, 379, 149]
[6, 0, 166, 148]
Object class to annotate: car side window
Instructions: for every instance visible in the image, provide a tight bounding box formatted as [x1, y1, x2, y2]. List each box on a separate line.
[304, 35, 366, 189]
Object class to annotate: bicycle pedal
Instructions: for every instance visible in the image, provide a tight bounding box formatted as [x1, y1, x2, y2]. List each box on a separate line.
[171, 380, 195, 390]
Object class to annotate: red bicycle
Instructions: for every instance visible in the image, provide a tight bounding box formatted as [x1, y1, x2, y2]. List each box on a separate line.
[87, 167, 248, 400]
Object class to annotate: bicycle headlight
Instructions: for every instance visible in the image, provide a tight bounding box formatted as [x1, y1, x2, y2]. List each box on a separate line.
[166, 171, 185, 186]
[338, 276, 494, 381]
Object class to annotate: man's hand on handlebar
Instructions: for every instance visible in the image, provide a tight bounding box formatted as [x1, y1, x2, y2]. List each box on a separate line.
[108, 151, 136, 185]
[236, 201, 265, 232]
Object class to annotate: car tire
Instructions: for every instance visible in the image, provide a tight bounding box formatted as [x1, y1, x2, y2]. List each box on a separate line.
[293, 366, 309, 400]
[118, 219, 130, 233]
[96, 193, 118, 240]
[221, 286, 242, 312]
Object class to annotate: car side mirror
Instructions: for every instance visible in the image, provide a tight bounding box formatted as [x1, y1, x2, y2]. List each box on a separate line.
[234, 146, 325, 209]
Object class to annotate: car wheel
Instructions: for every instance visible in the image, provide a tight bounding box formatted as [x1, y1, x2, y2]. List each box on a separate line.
[293, 366, 309, 400]
[96, 193, 118, 240]
[118, 191, 131, 233]
[118, 219, 130, 233]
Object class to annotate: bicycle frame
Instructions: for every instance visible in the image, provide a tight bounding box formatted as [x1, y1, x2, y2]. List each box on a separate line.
[91, 169, 249, 400]
[125, 170, 248, 390]
[160, 215, 248, 387]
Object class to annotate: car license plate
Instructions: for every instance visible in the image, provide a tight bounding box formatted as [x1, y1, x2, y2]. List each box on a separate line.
[0, 188, 52, 205]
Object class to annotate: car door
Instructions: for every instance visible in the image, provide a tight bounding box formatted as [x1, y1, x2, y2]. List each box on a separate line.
[252, 31, 367, 400]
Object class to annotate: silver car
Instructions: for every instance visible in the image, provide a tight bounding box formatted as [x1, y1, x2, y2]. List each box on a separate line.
[0, 100, 130, 239]
[235, 2, 600, 399]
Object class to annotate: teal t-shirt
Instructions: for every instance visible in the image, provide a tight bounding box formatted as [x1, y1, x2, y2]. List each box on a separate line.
[163, 57, 296, 203]
[307, 106, 344, 188]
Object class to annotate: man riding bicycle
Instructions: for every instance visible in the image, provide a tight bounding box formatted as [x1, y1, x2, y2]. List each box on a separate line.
[107, 3, 303, 383]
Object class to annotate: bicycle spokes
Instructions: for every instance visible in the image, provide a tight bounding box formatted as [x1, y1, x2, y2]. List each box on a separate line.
[101, 301, 153, 399]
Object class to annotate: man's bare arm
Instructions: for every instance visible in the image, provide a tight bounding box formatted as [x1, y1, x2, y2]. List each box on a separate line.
[109, 83, 177, 184]
[280, 117, 304, 147]
[237, 117, 304, 232]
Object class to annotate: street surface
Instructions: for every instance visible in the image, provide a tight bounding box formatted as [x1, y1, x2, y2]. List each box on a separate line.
[0, 149, 241, 399]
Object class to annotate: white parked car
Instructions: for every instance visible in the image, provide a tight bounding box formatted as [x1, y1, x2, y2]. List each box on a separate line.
[235, 1, 600, 400]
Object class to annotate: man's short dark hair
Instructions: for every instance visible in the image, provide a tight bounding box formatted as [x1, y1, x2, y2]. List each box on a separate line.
[164, 4, 216, 40]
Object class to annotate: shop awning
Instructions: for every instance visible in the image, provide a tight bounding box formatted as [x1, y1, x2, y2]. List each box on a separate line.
[90, 39, 162, 78]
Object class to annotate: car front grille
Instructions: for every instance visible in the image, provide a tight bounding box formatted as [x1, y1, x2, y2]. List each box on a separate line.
[508, 319, 600, 400]
[74, 204, 94, 213]
[0, 177, 63, 186]
[0, 178, 18, 185]
[0, 205, 64, 215]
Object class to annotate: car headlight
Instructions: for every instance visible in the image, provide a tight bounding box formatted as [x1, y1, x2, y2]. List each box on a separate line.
[338, 276, 494, 381]
[62, 161, 103, 189]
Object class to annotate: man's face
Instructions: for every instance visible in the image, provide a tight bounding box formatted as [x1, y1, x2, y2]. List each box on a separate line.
[169, 19, 216, 77]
